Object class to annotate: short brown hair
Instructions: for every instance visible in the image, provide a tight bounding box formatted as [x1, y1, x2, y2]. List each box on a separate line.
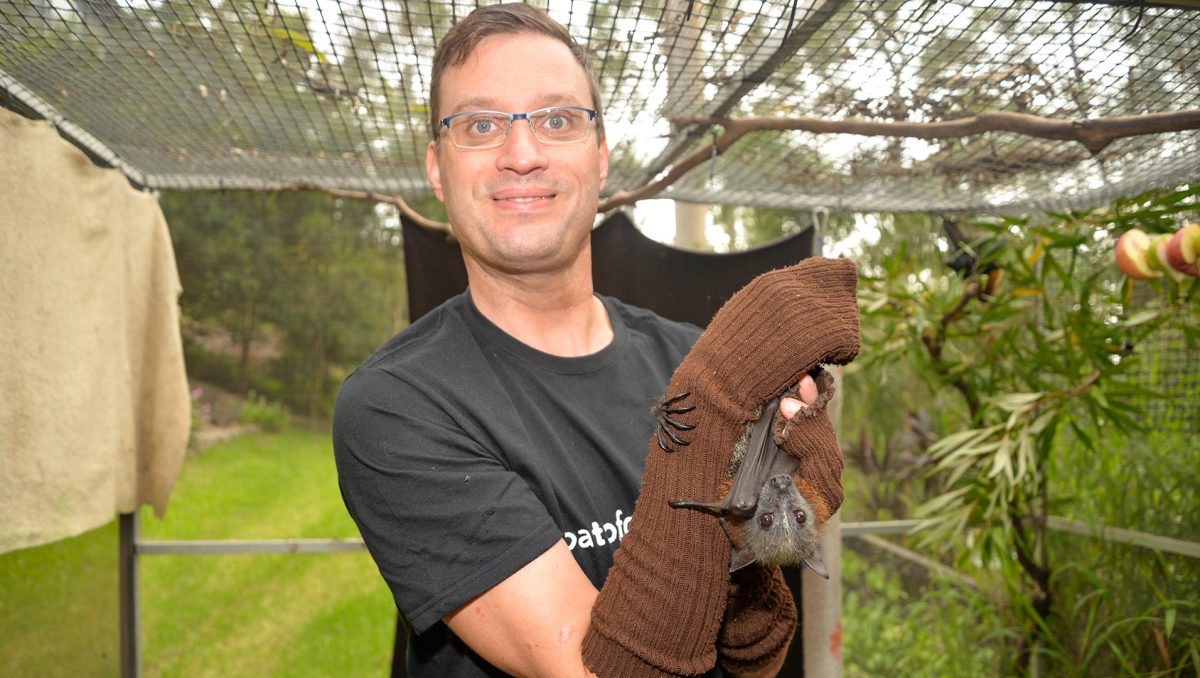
[428, 3, 605, 143]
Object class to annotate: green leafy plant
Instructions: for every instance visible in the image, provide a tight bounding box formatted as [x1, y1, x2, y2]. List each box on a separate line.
[857, 184, 1199, 675]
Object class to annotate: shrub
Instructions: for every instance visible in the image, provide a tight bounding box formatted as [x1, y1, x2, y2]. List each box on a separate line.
[239, 391, 291, 432]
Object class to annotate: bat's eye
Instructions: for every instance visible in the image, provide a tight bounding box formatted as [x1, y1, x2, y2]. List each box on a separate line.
[793, 510, 807, 525]
[759, 513, 773, 528]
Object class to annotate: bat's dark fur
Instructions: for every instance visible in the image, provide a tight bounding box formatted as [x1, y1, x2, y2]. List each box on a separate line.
[669, 395, 828, 578]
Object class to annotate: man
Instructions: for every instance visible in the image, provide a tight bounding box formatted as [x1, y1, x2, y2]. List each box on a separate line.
[333, 5, 822, 676]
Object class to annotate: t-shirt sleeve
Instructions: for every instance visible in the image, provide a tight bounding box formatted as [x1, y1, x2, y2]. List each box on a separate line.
[332, 365, 562, 633]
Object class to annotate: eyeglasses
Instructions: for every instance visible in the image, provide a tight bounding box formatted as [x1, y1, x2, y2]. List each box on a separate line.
[438, 106, 597, 149]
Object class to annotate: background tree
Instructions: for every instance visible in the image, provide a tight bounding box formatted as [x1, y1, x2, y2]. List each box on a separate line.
[162, 189, 405, 419]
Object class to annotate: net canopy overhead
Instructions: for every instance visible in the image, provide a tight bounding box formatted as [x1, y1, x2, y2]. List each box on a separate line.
[2, 0, 1198, 215]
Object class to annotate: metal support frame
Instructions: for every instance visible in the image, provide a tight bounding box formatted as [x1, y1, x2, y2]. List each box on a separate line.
[117, 512, 370, 678]
[119, 512, 140, 678]
[113, 513, 1197, 676]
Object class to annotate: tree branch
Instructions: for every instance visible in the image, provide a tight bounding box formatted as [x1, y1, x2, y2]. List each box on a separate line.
[1011, 513, 1050, 611]
[920, 278, 986, 419]
[673, 109, 1200, 156]
[942, 279, 982, 329]
[261, 108, 1200, 228]
[281, 184, 452, 235]
[598, 124, 752, 212]
[1036, 367, 1103, 409]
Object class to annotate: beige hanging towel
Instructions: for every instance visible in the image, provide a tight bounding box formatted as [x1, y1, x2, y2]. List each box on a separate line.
[0, 107, 190, 554]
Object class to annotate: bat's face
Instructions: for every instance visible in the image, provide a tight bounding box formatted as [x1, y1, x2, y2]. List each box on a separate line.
[741, 474, 822, 568]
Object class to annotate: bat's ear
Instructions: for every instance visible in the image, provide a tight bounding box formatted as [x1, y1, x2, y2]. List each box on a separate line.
[729, 546, 757, 573]
[804, 545, 830, 579]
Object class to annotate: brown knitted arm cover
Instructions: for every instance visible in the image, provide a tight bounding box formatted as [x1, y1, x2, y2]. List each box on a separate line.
[717, 565, 798, 675]
[582, 258, 859, 677]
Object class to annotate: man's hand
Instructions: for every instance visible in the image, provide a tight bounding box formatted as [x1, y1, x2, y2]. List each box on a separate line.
[779, 372, 819, 420]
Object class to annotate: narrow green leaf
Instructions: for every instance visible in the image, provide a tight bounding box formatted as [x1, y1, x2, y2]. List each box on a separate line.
[991, 391, 1043, 412]
[934, 440, 1001, 473]
[929, 425, 1001, 457]
[1123, 309, 1161, 327]
[987, 438, 1013, 479]
[1027, 409, 1058, 436]
[1014, 433, 1034, 482]
[1107, 639, 1137, 674]
[1067, 423, 1094, 457]
[914, 485, 972, 517]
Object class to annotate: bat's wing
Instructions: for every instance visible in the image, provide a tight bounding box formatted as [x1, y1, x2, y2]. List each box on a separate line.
[727, 397, 802, 572]
[670, 397, 801, 572]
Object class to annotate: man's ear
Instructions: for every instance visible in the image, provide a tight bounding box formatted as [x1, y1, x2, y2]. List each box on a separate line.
[426, 140, 445, 201]
[598, 136, 610, 190]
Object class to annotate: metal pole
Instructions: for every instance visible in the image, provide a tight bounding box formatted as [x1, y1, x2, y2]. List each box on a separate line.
[119, 511, 141, 678]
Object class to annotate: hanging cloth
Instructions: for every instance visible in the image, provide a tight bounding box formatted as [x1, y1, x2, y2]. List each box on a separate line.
[0, 107, 190, 554]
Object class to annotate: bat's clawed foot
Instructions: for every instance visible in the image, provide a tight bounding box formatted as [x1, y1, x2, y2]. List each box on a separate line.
[652, 391, 695, 452]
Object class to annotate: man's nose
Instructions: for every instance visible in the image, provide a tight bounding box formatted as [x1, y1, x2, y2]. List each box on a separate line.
[495, 119, 549, 174]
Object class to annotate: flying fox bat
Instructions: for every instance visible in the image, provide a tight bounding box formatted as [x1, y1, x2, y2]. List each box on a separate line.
[668, 394, 829, 578]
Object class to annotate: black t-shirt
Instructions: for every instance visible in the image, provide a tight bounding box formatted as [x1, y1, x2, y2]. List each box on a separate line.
[333, 291, 700, 677]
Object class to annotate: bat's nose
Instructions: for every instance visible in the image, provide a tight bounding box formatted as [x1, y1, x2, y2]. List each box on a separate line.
[769, 475, 791, 490]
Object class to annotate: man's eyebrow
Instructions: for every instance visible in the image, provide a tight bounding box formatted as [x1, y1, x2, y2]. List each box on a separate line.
[448, 97, 500, 113]
[446, 94, 588, 115]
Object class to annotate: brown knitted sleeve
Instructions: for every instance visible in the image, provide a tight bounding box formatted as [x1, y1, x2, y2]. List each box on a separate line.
[716, 565, 798, 675]
[582, 257, 859, 677]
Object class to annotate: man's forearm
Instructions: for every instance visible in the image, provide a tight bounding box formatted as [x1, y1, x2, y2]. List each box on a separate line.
[445, 541, 601, 678]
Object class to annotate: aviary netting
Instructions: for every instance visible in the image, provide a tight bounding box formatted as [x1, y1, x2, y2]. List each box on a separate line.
[2, 0, 1199, 225]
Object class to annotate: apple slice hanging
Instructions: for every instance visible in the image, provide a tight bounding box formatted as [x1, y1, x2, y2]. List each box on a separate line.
[1148, 233, 1187, 282]
[1114, 228, 1162, 280]
[1165, 223, 1200, 277]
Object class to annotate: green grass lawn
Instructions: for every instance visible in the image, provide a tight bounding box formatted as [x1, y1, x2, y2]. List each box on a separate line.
[0, 428, 396, 677]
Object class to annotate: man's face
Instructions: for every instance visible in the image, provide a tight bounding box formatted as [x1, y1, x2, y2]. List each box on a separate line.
[426, 32, 609, 276]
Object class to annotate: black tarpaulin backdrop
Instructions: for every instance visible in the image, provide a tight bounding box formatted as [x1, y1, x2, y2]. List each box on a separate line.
[402, 211, 817, 327]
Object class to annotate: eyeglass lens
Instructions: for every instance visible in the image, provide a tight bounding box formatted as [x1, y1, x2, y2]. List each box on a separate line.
[449, 108, 591, 148]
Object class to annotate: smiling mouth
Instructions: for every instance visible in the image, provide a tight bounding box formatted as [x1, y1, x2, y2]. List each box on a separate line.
[493, 194, 556, 207]
[498, 196, 551, 203]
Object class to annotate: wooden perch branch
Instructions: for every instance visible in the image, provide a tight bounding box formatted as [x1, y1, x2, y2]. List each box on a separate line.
[599, 124, 752, 212]
[677, 109, 1200, 155]
[598, 108, 1200, 212]
[285, 184, 451, 234]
